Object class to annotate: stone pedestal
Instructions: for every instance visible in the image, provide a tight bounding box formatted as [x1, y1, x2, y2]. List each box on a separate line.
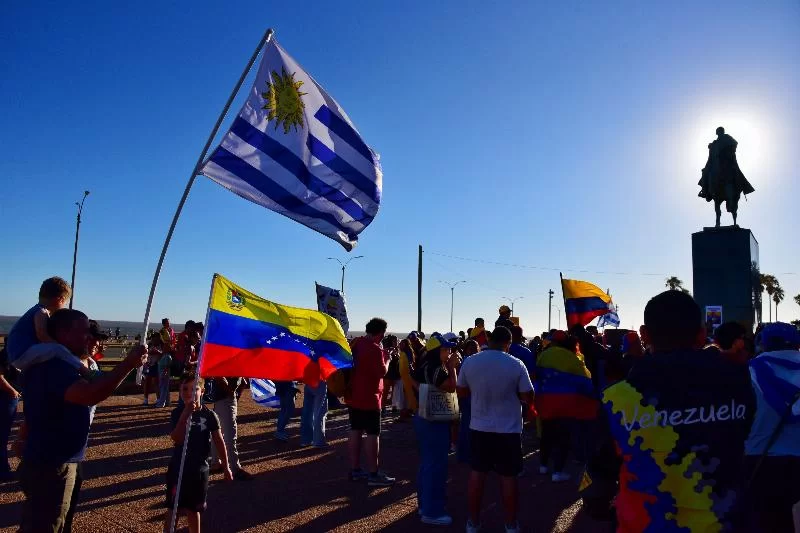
[692, 227, 761, 333]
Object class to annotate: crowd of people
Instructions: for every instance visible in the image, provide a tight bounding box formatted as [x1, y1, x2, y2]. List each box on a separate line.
[1, 277, 799, 532]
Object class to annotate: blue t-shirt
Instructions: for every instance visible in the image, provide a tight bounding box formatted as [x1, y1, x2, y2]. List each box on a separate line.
[509, 343, 535, 376]
[23, 358, 91, 464]
[6, 303, 45, 362]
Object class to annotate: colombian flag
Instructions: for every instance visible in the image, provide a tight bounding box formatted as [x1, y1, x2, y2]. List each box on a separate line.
[535, 345, 598, 420]
[199, 274, 352, 385]
[561, 277, 612, 328]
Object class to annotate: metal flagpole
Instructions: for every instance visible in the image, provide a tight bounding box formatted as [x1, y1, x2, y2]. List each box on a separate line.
[139, 28, 274, 380]
[169, 274, 218, 533]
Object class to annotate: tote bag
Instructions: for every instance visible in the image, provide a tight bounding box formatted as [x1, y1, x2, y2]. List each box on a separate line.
[418, 383, 460, 421]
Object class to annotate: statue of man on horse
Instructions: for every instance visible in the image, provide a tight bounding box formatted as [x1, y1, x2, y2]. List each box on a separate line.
[698, 126, 755, 227]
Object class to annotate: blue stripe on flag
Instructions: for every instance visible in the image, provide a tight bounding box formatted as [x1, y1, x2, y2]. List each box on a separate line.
[228, 117, 373, 224]
[307, 135, 381, 205]
[208, 147, 358, 239]
[251, 378, 281, 407]
[314, 106, 376, 164]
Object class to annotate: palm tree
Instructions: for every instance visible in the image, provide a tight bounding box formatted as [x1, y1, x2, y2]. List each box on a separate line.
[794, 293, 800, 309]
[665, 276, 689, 294]
[772, 285, 785, 321]
[759, 274, 778, 322]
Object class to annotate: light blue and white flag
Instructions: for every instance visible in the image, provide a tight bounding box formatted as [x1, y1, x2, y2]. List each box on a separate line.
[597, 303, 620, 328]
[250, 377, 281, 408]
[201, 38, 382, 250]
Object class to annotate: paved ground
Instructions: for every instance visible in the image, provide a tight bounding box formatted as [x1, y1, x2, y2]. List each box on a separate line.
[0, 393, 605, 532]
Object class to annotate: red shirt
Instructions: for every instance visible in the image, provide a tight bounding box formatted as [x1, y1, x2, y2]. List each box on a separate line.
[347, 336, 389, 411]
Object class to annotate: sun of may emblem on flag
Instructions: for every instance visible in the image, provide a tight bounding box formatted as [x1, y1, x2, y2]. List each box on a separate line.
[261, 67, 307, 133]
[226, 288, 246, 311]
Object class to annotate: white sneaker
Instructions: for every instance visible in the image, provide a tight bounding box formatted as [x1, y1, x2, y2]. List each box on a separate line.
[466, 520, 481, 533]
[538, 465, 549, 475]
[421, 514, 452, 526]
[551, 471, 571, 482]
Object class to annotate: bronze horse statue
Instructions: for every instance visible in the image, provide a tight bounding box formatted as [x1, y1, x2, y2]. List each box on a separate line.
[698, 127, 755, 227]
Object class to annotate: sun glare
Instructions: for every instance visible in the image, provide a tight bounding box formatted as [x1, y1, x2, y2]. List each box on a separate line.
[687, 109, 775, 180]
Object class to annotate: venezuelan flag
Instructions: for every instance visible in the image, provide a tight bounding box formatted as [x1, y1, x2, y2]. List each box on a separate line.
[561, 277, 612, 328]
[199, 275, 352, 384]
[534, 345, 598, 420]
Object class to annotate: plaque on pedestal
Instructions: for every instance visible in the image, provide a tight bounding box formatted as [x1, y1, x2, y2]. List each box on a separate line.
[691, 227, 761, 333]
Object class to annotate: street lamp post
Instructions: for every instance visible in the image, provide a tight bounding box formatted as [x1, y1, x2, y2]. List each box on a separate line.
[439, 280, 466, 332]
[502, 296, 524, 315]
[327, 255, 364, 293]
[69, 191, 90, 309]
[554, 305, 562, 329]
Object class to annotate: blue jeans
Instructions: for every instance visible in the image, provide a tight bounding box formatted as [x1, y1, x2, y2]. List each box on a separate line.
[413, 415, 450, 517]
[300, 382, 328, 446]
[155, 375, 170, 407]
[276, 382, 297, 436]
[0, 395, 18, 475]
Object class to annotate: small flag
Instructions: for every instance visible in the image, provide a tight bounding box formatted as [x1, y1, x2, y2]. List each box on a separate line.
[561, 277, 612, 328]
[198, 274, 353, 384]
[597, 303, 620, 328]
[201, 38, 382, 251]
[250, 378, 281, 408]
[315, 282, 349, 334]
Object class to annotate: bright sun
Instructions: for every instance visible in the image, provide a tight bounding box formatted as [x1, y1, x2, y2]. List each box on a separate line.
[261, 67, 308, 134]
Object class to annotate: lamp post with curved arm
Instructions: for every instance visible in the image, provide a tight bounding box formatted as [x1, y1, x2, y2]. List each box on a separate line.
[327, 255, 364, 293]
[439, 280, 467, 332]
[69, 190, 90, 309]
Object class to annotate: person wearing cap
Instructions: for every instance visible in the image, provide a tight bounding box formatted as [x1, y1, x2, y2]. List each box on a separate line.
[412, 332, 460, 526]
[458, 326, 534, 533]
[495, 305, 514, 330]
[743, 322, 800, 532]
[62, 319, 107, 533]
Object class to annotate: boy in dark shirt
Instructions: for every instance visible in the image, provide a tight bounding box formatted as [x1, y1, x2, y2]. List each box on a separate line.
[164, 375, 232, 533]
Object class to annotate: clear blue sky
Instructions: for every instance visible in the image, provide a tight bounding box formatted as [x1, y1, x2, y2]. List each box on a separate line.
[2, 1, 798, 334]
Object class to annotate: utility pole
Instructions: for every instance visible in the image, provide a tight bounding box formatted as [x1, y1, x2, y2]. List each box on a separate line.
[548, 289, 554, 331]
[69, 190, 90, 309]
[417, 245, 423, 332]
[440, 280, 466, 332]
[326, 255, 364, 293]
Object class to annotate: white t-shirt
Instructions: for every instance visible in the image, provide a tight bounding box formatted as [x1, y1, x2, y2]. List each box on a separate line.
[457, 349, 533, 434]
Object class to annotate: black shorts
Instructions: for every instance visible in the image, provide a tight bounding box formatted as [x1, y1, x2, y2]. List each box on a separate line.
[165, 467, 209, 512]
[348, 407, 381, 436]
[469, 430, 523, 477]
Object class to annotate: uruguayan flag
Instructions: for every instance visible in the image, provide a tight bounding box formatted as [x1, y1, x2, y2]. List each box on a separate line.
[201, 38, 382, 250]
[597, 303, 620, 328]
[250, 378, 281, 408]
